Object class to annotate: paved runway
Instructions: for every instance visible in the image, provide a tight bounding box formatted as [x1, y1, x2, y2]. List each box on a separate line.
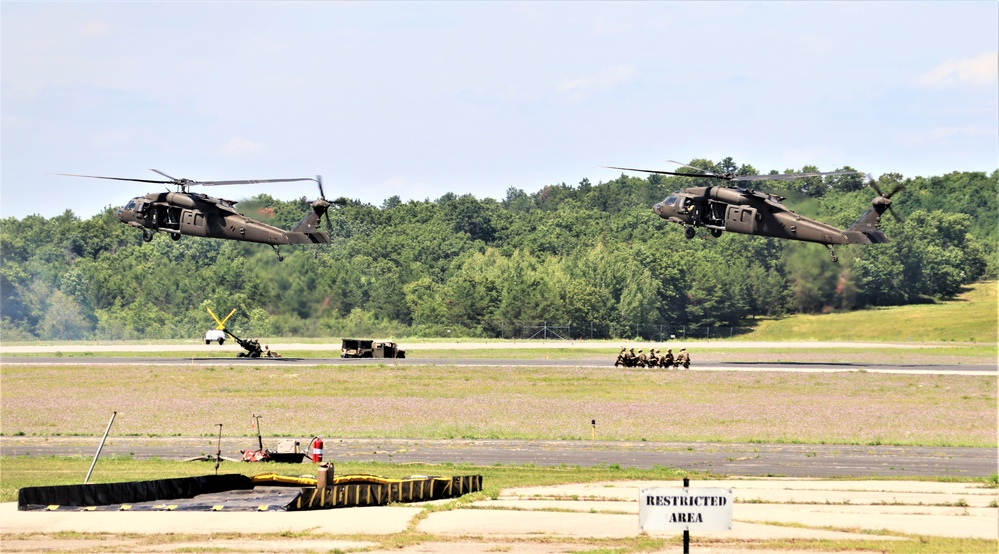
[4, 436, 996, 478]
[2, 356, 994, 375]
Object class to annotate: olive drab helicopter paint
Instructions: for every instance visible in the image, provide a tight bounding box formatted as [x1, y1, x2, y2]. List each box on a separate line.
[56, 169, 338, 261]
[607, 161, 903, 262]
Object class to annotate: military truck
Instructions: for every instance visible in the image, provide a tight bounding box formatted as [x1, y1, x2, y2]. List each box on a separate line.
[341, 339, 406, 358]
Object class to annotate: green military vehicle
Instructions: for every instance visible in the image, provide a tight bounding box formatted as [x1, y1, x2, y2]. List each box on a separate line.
[340, 339, 406, 359]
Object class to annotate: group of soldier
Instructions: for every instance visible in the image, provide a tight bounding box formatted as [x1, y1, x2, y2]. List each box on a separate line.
[614, 347, 690, 369]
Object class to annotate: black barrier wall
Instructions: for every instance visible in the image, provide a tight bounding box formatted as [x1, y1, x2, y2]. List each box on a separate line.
[18, 474, 254, 510]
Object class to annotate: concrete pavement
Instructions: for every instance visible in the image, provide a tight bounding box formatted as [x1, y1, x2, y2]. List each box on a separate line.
[2, 478, 996, 553]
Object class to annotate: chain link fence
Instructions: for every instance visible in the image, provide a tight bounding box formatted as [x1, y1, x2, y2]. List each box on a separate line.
[408, 320, 756, 341]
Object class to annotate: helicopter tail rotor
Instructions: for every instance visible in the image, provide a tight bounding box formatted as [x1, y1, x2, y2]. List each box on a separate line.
[868, 176, 905, 223]
[315, 175, 326, 201]
[311, 175, 332, 227]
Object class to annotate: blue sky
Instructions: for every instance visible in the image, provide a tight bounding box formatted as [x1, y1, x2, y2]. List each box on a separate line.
[2, 1, 996, 219]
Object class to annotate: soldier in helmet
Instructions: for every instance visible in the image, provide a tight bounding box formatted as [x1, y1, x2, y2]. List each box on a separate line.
[615, 347, 627, 367]
[637, 349, 648, 368]
[648, 349, 659, 368]
[662, 348, 675, 369]
[676, 348, 690, 369]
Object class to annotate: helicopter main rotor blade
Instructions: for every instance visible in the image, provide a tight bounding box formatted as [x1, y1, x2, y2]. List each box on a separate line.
[198, 177, 318, 187]
[149, 169, 317, 187]
[730, 170, 865, 182]
[149, 169, 181, 181]
[54, 173, 173, 185]
[665, 160, 723, 178]
[604, 166, 703, 178]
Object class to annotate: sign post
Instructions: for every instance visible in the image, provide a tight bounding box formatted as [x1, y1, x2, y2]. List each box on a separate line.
[85, 411, 117, 484]
[639, 478, 732, 553]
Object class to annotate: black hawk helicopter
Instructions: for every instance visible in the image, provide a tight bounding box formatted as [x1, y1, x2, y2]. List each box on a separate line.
[56, 169, 334, 261]
[607, 161, 903, 262]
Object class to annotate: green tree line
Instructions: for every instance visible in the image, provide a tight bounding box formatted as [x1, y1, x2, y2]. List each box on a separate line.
[2, 160, 995, 340]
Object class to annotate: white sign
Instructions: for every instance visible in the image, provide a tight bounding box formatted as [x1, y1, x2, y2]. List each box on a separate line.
[639, 487, 733, 531]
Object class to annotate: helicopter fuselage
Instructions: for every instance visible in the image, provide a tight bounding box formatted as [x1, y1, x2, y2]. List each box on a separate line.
[653, 186, 886, 246]
[116, 191, 329, 246]
[58, 169, 330, 260]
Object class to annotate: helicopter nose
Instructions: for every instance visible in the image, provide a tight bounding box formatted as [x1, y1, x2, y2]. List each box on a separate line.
[653, 202, 663, 216]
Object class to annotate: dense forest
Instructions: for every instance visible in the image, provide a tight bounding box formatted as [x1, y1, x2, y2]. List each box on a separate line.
[2, 158, 995, 341]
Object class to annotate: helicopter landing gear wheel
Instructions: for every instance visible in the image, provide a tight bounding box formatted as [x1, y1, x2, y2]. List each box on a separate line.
[826, 244, 838, 263]
[710, 228, 723, 238]
[684, 226, 696, 239]
[142, 229, 154, 242]
[170, 233, 181, 241]
[271, 245, 284, 262]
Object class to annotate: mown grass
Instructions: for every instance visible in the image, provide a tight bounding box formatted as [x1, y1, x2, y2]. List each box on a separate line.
[2, 363, 995, 446]
[741, 281, 997, 343]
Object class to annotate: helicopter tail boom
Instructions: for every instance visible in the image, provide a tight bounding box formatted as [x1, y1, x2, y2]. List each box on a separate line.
[845, 197, 893, 244]
[290, 197, 331, 237]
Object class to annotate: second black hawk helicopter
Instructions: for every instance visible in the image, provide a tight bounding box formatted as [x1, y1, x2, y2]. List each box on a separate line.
[607, 161, 903, 262]
[57, 169, 338, 261]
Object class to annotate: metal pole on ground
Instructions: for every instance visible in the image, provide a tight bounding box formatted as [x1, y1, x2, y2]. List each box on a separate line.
[215, 423, 223, 475]
[683, 476, 690, 554]
[254, 414, 264, 450]
[85, 411, 117, 484]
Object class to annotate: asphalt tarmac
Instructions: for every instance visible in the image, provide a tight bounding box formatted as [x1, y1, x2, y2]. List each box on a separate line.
[3, 436, 996, 479]
[3, 356, 994, 375]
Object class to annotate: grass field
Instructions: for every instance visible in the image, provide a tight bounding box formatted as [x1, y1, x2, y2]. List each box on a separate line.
[2, 363, 994, 447]
[740, 281, 997, 343]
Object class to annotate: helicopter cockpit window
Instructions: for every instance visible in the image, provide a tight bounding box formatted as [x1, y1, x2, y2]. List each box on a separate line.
[124, 199, 136, 211]
[664, 193, 679, 206]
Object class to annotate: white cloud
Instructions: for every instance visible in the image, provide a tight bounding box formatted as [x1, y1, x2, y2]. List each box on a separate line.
[916, 51, 998, 88]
